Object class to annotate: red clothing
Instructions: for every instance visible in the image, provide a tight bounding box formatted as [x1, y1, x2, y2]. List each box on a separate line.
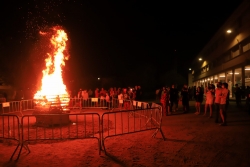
[220, 88, 229, 104]
[160, 91, 167, 104]
[95, 90, 99, 98]
[205, 90, 214, 104]
[215, 88, 222, 103]
[100, 90, 106, 97]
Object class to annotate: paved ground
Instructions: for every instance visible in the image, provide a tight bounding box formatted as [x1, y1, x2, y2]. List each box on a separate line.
[0, 100, 249, 166]
[158, 99, 250, 166]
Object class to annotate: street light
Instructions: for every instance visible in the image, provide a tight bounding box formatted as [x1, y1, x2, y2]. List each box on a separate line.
[199, 58, 202, 61]
[227, 29, 232, 34]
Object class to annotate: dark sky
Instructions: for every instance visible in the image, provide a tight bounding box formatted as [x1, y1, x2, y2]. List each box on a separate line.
[0, 0, 243, 88]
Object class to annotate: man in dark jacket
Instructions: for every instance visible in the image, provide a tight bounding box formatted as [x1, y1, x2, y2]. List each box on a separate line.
[234, 84, 241, 107]
[181, 84, 189, 113]
[169, 84, 179, 114]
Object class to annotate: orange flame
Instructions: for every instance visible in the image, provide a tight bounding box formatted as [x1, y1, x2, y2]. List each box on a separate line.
[34, 27, 69, 105]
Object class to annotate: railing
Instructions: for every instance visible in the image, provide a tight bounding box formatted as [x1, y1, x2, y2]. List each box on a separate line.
[101, 106, 166, 154]
[0, 115, 21, 160]
[0, 101, 21, 114]
[0, 99, 166, 161]
[68, 97, 113, 109]
[132, 100, 150, 109]
[0, 98, 149, 114]
[21, 99, 35, 111]
[11, 113, 101, 161]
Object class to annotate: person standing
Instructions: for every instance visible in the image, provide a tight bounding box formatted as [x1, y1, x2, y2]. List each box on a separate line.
[77, 88, 83, 108]
[214, 82, 222, 123]
[94, 88, 99, 107]
[246, 90, 250, 115]
[194, 86, 203, 115]
[204, 84, 215, 118]
[105, 92, 110, 108]
[109, 87, 114, 101]
[137, 86, 143, 101]
[78, 89, 83, 99]
[99, 88, 106, 100]
[170, 84, 179, 113]
[160, 87, 167, 115]
[166, 86, 171, 115]
[181, 84, 189, 113]
[122, 88, 130, 110]
[156, 88, 161, 102]
[95, 88, 99, 98]
[234, 84, 241, 107]
[219, 83, 229, 126]
[88, 89, 93, 98]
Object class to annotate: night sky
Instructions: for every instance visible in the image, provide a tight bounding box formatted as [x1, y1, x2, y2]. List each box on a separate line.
[0, 0, 243, 90]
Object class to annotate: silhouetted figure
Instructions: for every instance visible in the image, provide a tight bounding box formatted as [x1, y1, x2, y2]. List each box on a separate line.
[181, 84, 189, 113]
[170, 84, 179, 113]
[214, 82, 222, 123]
[234, 84, 241, 107]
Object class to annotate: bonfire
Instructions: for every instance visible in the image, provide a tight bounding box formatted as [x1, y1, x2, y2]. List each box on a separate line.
[33, 26, 70, 114]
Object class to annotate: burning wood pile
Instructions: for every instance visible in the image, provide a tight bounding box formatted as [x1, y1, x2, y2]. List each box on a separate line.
[34, 95, 70, 114]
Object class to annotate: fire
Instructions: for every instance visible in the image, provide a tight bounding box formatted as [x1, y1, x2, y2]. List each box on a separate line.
[34, 27, 69, 107]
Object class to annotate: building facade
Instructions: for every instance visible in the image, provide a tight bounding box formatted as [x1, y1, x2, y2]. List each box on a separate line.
[191, 0, 250, 97]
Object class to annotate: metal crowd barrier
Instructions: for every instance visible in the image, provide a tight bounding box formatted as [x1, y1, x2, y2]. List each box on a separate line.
[0, 115, 21, 160]
[68, 97, 114, 109]
[132, 100, 150, 109]
[151, 102, 162, 109]
[110, 98, 135, 111]
[0, 101, 21, 114]
[21, 99, 35, 111]
[0, 100, 166, 160]
[101, 106, 166, 154]
[68, 97, 136, 111]
[0, 98, 140, 114]
[150, 103, 164, 137]
[9, 113, 102, 160]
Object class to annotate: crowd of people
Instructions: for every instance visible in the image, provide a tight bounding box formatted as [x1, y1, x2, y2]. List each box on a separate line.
[159, 82, 250, 127]
[159, 84, 189, 116]
[74, 86, 143, 102]
[193, 82, 229, 126]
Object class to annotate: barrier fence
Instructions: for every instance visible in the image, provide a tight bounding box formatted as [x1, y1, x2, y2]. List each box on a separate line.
[132, 100, 150, 109]
[0, 115, 21, 160]
[0, 101, 21, 114]
[0, 100, 165, 161]
[68, 97, 138, 110]
[0, 98, 150, 114]
[69, 97, 114, 109]
[101, 105, 166, 154]
[21, 99, 35, 111]
[10, 113, 101, 160]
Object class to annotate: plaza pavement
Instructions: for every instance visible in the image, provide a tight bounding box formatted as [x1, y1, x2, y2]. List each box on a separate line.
[156, 99, 250, 166]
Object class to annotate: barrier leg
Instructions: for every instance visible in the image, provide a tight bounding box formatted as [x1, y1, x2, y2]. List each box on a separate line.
[16, 143, 30, 161]
[151, 128, 166, 141]
[10, 143, 21, 161]
[98, 139, 101, 155]
[101, 139, 107, 155]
